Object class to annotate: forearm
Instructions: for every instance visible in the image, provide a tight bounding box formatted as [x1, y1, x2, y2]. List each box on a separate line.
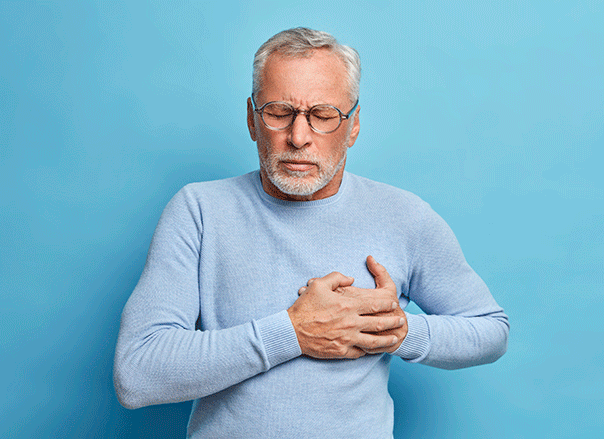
[392, 201, 509, 369]
[112, 187, 302, 409]
[114, 308, 301, 409]
[394, 310, 509, 369]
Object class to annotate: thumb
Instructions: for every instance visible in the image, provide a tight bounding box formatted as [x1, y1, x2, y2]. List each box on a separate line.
[366, 255, 396, 291]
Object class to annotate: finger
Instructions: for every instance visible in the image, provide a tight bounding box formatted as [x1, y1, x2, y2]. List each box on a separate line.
[339, 346, 366, 359]
[298, 286, 307, 296]
[362, 344, 400, 355]
[319, 272, 354, 291]
[357, 298, 398, 315]
[362, 333, 404, 354]
[354, 333, 399, 352]
[306, 278, 317, 286]
[338, 285, 388, 300]
[366, 255, 396, 290]
[359, 315, 405, 333]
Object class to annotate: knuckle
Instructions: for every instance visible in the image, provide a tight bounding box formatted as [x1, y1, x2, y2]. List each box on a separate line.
[366, 338, 379, 349]
[339, 299, 354, 314]
[338, 332, 350, 344]
[342, 317, 355, 330]
[315, 277, 327, 286]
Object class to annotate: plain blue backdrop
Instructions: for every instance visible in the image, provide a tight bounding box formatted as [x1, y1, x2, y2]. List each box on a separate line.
[1, 1, 602, 438]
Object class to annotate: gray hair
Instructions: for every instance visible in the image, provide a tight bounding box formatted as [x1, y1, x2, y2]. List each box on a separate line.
[252, 27, 361, 104]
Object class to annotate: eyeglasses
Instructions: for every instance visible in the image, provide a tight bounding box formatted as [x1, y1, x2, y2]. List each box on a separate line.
[251, 94, 359, 134]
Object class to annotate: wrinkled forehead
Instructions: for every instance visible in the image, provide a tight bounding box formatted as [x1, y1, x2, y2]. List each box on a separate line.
[259, 50, 350, 105]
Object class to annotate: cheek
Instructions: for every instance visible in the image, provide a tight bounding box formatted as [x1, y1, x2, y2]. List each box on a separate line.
[256, 130, 285, 155]
[323, 134, 349, 158]
[254, 135, 271, 159]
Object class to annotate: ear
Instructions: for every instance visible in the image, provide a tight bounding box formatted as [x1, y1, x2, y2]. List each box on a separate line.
[247, 97, 257, 141]
[347, 105, 360, 148]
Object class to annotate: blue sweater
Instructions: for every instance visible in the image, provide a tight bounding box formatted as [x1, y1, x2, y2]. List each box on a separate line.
[114, 171, 509, 438]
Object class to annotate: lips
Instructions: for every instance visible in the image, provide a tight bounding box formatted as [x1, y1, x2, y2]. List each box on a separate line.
[282, 161, 316, 172]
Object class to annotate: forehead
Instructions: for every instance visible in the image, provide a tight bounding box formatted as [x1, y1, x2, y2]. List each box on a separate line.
[259, 49, 349, 106]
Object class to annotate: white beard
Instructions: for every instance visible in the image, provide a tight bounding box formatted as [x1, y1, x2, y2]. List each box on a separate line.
[259, 148, 347, 197]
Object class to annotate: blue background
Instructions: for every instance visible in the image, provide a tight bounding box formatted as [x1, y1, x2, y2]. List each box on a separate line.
[1, 1, 602, 437]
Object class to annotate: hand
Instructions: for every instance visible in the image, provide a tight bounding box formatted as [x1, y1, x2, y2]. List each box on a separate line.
[340, 256, 408, 354]
[287, 268, 405, 359]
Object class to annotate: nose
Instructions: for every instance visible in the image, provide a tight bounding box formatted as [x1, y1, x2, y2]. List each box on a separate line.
[288, 111, 313, 149]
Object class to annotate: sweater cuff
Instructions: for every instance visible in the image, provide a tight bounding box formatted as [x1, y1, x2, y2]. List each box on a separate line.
[393, 313, 430, 362]
[255, 310, 302, 369]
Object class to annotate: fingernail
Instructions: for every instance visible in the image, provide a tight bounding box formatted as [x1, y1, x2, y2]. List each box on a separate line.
[391, 336, 398, 345]
[392, 301, 398, 309]
[399, 318, 405, 326]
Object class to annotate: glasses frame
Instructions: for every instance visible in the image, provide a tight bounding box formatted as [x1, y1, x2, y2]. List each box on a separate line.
[251, 94, 359, 134]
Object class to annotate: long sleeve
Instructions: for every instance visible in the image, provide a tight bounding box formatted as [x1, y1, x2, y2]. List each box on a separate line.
[113, 172, 509, 436]
[393, 202, 509, 369]
[113, 188, 301, 409]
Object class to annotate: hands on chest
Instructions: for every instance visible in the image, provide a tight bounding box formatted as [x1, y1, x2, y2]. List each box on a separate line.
[287, 255, 407, 359]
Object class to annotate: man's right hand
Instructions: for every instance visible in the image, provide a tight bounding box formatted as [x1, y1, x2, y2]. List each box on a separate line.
[287, 271, 404, 359]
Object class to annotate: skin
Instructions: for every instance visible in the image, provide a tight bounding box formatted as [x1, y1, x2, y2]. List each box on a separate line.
[247, 49, 360, 202]
[292, 256, 408, 358]
[246, 50, 407, 359]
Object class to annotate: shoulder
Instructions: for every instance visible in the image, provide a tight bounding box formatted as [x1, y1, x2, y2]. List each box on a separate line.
[343, 173, 452, 244]
[345, 174, 466, 262]
[178, 172, 258, 201]
[344, 172, 431, 216]
[159, 172, 259, 224]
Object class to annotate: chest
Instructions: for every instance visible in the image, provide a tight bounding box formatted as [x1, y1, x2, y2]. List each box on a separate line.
[196, 201, 412, 329]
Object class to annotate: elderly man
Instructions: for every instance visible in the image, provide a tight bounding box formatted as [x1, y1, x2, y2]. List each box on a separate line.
[114, 28, 509, 438]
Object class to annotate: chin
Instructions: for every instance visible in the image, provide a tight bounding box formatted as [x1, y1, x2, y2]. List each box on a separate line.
[270, 173, 327, 197]
[259, 150, 347, 199]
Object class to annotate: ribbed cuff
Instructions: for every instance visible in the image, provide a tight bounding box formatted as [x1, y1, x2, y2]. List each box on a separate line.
[255, 310, 302, 369]
[393, 313, 430, 362]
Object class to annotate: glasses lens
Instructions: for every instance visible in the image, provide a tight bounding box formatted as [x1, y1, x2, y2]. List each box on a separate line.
[309, 106, 341, 133]
[262, 103, 294, 129]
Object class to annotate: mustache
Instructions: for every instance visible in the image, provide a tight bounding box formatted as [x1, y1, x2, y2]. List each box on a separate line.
[270, 151, 320, 165]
